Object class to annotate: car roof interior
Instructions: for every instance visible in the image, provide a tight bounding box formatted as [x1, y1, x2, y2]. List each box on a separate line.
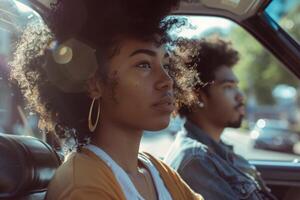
[12, 0, 270, 22]
[174, 0, 270, 21]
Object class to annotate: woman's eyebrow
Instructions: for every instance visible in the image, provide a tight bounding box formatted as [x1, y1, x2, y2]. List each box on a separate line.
[129, 49, 156, 57]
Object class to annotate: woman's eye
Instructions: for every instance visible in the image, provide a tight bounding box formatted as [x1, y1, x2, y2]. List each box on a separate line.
[136, 62, 151, 69]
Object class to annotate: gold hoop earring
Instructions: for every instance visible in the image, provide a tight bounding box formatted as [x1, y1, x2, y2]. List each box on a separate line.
[88, 97, 100, 132]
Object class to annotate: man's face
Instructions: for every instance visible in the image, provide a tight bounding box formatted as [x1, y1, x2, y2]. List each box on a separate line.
[202, 66, 245, 128]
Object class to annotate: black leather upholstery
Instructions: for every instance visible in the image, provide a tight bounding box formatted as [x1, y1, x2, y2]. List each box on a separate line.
[0, 133, 61, 200]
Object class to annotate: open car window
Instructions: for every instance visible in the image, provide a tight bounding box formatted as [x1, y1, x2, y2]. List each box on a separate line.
[141, 14, 300, 162]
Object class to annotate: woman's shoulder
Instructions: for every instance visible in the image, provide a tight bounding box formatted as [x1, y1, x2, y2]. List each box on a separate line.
[46, 150, 123, 200]
[55, 150, 115, 184]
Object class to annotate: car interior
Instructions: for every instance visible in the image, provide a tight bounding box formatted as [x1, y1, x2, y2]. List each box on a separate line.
[1, 0, 300, 199]
[0, 133, 61, 200]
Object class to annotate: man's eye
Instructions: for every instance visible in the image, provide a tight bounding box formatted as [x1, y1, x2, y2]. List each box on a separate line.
[224, 84, 236, 89]
[137, 62, 151, 69]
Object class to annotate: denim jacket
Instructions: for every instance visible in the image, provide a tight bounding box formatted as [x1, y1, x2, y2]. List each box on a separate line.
[164, 120, 277, 200]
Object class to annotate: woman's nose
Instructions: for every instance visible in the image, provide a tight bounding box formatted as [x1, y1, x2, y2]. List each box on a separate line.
[155, 65, 174, 91]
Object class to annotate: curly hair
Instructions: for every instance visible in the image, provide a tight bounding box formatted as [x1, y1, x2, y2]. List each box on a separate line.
[9, 0, 183, 150]
[173, 36, 240, 117]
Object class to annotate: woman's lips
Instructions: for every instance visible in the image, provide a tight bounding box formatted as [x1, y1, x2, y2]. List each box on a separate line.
[152, 97, 175, 113]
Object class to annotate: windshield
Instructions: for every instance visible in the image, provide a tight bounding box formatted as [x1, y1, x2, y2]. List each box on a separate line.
[266, 0, 300, 44]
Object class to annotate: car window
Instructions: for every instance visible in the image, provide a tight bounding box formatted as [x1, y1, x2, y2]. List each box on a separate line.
[141, 15, 300, 162]
[0, 0, 41, 138]
[266, 0, 300, 44]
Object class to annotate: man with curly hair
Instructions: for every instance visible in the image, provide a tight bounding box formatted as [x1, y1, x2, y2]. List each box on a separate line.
[164, 36, 277, 200]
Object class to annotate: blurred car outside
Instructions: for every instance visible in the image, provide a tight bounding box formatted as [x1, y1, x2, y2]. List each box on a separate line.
[250, 119, 300, 154]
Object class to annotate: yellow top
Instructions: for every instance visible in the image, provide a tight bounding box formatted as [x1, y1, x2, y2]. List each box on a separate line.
[46, 148, 203, 200]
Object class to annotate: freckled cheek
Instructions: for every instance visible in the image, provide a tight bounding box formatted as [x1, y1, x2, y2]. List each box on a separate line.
[125, 78, 141, 91]
[119, 80, 149, 105]
[133, 81, 140, 88]
[132, 81, 150, 102]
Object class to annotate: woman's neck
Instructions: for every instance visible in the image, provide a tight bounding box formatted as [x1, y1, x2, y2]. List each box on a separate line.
[91, 121, 143, 175]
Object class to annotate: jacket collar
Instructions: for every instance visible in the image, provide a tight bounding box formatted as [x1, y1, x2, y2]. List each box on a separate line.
[183, 120, 234, 162]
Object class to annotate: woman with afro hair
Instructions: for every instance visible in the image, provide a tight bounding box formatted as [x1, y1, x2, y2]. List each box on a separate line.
[9, 0, 203, 199]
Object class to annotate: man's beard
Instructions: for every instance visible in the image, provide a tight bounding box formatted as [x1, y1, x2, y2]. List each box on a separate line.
[227, 104, 245, 128]
[227, 115, 243, 128]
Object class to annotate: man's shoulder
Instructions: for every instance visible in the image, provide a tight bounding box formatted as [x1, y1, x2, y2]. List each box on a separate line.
[164, 134, 212, 170]
[178, 135, 209, 156]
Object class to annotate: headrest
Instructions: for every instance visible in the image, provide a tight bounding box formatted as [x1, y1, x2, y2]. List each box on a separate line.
[0, 133, 61, 199]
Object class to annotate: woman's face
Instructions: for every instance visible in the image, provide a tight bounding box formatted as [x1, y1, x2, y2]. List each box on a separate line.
[96, 38, 174, 131]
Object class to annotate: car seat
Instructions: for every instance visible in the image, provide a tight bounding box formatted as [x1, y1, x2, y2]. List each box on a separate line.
[0, 133, 61, 200]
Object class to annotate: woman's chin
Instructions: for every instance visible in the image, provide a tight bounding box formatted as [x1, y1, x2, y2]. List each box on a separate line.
[145, 120, 170, 132]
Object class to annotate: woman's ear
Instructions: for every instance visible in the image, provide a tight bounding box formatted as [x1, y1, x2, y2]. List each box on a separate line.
[87, 75, 102, 99]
